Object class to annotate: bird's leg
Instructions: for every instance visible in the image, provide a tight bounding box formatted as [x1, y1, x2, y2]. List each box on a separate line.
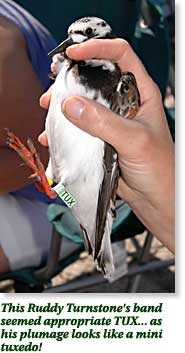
[6, 129, 57, 199]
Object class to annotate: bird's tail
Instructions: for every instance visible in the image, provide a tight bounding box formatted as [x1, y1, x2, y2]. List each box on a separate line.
[95, 211, 115, 279]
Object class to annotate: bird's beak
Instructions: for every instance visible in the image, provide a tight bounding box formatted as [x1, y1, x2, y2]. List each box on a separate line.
[48, 37, 74, 56]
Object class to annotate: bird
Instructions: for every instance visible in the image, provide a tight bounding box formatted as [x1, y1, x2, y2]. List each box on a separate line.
[6, 17, 140, 279]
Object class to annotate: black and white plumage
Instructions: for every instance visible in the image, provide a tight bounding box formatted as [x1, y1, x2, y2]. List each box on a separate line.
[46, 17, 140, 278]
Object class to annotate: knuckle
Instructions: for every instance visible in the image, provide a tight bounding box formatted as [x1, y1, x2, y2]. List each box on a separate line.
[84, 103, 105, 137]
[95, 107, 105, 132]
[116, 38, 129, 48]
[152, 82, 162, 102]
[112, 39, 131, 62]
[117, 38, 130, 52]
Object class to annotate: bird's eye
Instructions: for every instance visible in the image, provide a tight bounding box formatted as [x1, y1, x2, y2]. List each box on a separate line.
[85, 27, 93, 35]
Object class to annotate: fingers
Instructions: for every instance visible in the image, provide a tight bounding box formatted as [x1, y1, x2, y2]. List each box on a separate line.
[66, 39, 155, 101]
[39, 85, 53, 109]
[62, 96, 143, 156]
[38, 131, 48, 146]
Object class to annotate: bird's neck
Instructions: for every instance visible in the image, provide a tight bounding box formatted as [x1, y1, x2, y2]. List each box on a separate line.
[77, 59, 121, 99]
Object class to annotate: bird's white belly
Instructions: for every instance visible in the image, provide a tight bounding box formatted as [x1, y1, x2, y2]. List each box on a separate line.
[45, 61, 110, 232]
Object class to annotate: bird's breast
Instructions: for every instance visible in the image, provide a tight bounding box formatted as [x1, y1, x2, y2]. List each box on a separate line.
[45, 60, 109, 185]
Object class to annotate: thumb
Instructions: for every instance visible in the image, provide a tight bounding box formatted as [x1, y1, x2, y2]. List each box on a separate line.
[62, 96, 142, 154]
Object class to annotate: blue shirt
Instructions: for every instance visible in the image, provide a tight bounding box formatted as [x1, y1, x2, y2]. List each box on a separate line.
[0, 0, 56, 89]
[0, 0, 64, 205]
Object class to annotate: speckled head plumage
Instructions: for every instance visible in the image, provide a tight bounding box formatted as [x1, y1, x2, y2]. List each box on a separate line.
[68, 16, 112, 42]
[48, 17, 114, 57]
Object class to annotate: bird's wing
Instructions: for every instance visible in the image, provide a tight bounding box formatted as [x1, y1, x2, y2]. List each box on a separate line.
[80, 225, 93, 255]
[112, 71, 141, 118]
[94, 71, 141, 274]
[94, 142, 118, 275]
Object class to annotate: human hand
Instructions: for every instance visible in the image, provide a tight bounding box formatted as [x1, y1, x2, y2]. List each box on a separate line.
[39, 39, 174, 252]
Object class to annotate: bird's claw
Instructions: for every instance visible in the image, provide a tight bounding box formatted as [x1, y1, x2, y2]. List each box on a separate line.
[5, 129, 57, 199]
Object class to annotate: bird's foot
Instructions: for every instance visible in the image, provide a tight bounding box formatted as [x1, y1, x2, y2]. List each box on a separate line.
[5, 129, 57, 199]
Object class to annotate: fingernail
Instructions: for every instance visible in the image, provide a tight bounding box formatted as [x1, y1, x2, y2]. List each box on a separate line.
[62, 98, 85, 119]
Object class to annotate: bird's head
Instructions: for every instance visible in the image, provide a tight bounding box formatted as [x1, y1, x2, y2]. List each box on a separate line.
[48, 17, 114, 57]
